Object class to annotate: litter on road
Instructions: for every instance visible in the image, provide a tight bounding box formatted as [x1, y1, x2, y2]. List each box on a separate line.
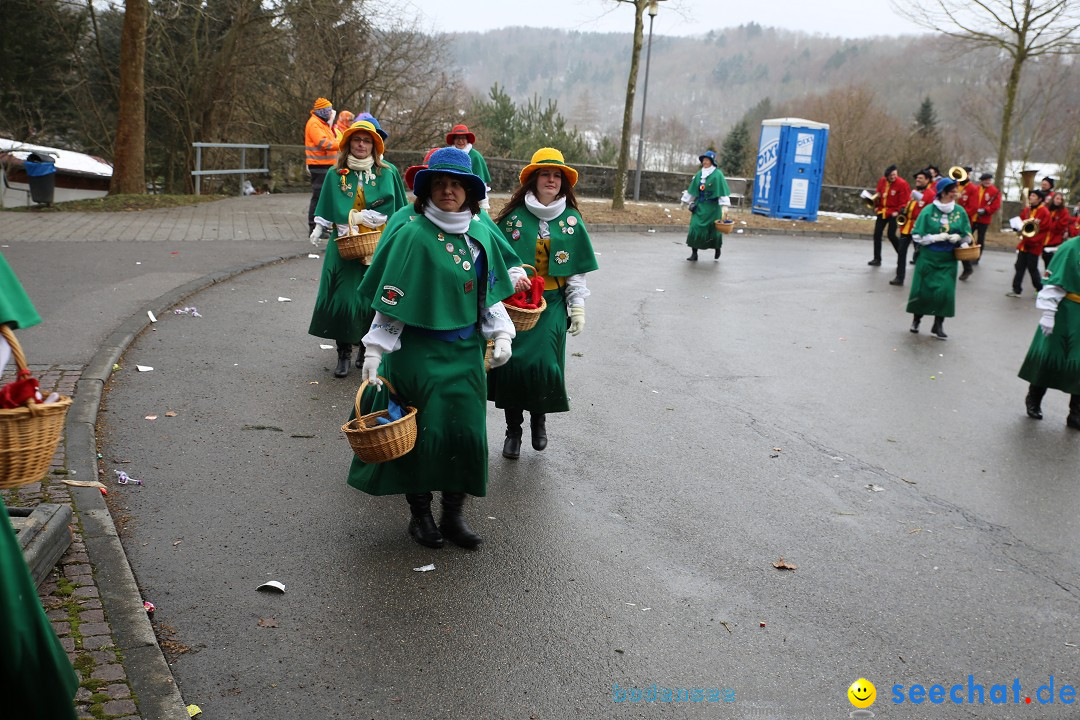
[413, 564, 436, 573]
[256, 581, 286, 593]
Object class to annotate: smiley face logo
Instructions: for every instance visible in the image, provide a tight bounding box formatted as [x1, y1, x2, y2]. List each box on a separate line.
[848, 678, 876, 709]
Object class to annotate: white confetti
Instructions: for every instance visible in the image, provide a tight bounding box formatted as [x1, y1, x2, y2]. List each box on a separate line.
[147, 310, 157, 323]
[136, 365, 153, 372]
[413, 564, 435, 573]
[308, 253, 320, 259]
[319, 344, 334, 350]
[277, 297, 292, 302]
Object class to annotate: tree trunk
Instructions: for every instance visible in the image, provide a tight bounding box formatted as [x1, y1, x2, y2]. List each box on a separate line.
[612, 0, 646, 210]
[109, 0, 148, 195]
[994, 53, 1025, 196]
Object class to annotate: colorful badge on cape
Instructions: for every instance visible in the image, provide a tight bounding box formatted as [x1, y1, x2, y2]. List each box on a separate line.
[511, 230, 521, 240]
[463, 261, 472, 271]
[454, 255, 461, 264]
[381, 285, 404, 306]
[445, 242, 454, 253]
[515, 220, 523, 228]
[437, 233, 445, 240]
[567, 227, 575, 235]
[554, 250, 570, 264]
[567, 216, 577, 226]
[464, 279, 474, 293]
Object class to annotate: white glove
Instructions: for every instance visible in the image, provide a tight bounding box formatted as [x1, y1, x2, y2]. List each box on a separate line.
[680, 191, 692, 204]
[719, 196, 731, 207]
[356, 209, 387, 229]
[309, 226, 325, 246]
[1040, 313, 1055, 337]
[960, 242, 971, 248]
[948, 233, 962, 243]
[489, 336, 512, 368]
[361, 347, 383, 385]
[569, 306, 585, 336]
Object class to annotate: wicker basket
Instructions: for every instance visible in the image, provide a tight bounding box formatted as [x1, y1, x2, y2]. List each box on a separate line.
[336, 228, 381, 261]
[715, 219, 736, 234]
[954, 244, 981, 262]
[0, 326, 73, 489]
[341, 376, 417, 464]
[504, 265, 547, 332]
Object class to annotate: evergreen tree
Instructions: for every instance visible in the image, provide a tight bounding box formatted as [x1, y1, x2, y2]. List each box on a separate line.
[720, 120, 751, 176]
[914, 96, 938, 136]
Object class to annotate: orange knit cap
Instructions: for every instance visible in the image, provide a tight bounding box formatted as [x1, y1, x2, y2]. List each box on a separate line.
[312, 97, 332, 111]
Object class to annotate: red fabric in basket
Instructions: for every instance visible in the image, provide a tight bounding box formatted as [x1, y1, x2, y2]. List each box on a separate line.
[504, 274, 545, 310]
[0, 371, 39, 409]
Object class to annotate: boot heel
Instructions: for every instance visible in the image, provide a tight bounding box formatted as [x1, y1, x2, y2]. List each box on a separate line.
[530, 414, 547, 451]
[440, 493, 482, 549]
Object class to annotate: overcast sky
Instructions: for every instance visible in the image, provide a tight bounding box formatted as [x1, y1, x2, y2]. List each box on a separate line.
[403, 0, 931, 38]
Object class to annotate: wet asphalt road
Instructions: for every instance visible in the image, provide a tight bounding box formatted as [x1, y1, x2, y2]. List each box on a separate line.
[98, 232, 1080, 719]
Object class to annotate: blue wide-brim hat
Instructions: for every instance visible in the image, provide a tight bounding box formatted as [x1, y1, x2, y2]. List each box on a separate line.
[935, 176, 957, 195]
[412, 147, 486, 201]
[357, 113, 389, 141]
[699, 150, 717, 163]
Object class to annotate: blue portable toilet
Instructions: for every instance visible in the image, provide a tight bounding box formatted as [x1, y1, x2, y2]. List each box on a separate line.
[751, 117, 829, 221]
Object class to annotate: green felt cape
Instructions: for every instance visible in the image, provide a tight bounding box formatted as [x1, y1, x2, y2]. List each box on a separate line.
[497, 206, 598, 276]
[359, 214, 514, 329]
[1019, 236, 1080, 393]
[0, 255, 42, 329]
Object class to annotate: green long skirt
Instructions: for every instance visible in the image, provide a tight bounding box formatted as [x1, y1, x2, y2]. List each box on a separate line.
[487, 289, 570, 414]
[1019, 299, 1080, 394]
[347, 331, 488, 496]
[0, 502, 79, 719]
[307, 235, 371, 344]
[686, 203, 723, 250]
[906, 249, 957, 317]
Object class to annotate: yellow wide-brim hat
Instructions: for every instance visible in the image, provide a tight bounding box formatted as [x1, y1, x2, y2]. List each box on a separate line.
[519, 147, 578, 188]
[339, 121, 385, 157]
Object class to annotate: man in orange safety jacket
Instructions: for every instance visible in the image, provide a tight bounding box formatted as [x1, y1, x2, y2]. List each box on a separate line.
[305, 97, 338, 233]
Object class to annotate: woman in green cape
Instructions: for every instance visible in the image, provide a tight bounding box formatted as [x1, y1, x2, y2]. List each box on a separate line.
[684, 150, 730, 261]
[350, 147, 517, 549]
[1018, 235, 1080, 428]
[0, 254, 79, 720]
[906, 176, 972, 340]
[307, 120, 407, 378]
[489, 148, 599, 459]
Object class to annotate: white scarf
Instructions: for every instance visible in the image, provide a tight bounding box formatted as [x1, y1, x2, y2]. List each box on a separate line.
[424, 200, 472, 234]
[701, 165, 715, 180]
[347, 155, 375, 184]
[933, 199, 955, 214]
[524, 191, 566, 221]
[457, 142, 473, 154]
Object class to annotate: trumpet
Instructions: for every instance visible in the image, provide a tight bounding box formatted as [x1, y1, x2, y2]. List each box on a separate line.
[897, 199, 916, 227]
[1020, 218, 1039, 238]
[860, 189, 880, 210]
[948, 166, 968, 184]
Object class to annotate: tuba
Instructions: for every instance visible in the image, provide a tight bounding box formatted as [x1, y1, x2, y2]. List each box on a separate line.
[948, 166, 968, 184]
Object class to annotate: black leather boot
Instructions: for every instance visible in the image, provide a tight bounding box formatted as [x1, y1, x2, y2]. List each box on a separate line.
[686, 248, 698, 262]
[440, 492, 482, 549]
[1068, 395, 1080, 430]
[502, 408, 523, 459]
[714, 247, 721, 260]
[931, 317, 947, 340]
[1026, 386, 1046, 420]
[530, 413, 547, 451]
[355, 343, 365, 368]
[910, 315, 921, 334]
[405, 493, 444, 548]
[334, 341, 352, 378]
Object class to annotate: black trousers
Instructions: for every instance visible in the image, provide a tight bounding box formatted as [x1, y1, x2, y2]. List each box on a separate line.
[1012, 251, 1043, 294]
[872, 216, 899, 261]
[307, 165, 330, 232]
[1042, 247, 1060, 273]
[895, 234, 912, 280]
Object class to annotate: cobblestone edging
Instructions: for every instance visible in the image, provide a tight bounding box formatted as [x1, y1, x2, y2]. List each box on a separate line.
[2, 365, 145, 720]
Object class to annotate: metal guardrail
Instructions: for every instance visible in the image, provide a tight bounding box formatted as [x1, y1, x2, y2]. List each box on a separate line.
[191, 142, 270, 195]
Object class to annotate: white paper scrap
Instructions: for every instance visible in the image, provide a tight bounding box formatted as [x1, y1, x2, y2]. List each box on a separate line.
[319, 344, 334, 350]
[865, 484, 885, 492]
[413, 564, 436, 573]
[136, 365, 153, 372]
[256, 580, 286, 593]
[147, 310, 157, 323]
[278, 297, 292, 302]
[308, 253, 320, 259]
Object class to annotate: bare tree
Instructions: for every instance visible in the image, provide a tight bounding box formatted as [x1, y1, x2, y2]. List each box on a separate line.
[611, 0, 648, 210]
[109, 0, 147, 194]
[898, 0, 1080, 189]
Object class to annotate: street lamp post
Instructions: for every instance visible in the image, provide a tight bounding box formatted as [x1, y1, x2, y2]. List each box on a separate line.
[633, 0, 661, 201]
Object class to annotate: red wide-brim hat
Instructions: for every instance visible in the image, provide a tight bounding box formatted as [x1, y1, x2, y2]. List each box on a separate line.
[445, 124, 476, 145]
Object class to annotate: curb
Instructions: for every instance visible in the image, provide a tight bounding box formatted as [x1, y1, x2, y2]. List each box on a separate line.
[65, 250, 309, 720]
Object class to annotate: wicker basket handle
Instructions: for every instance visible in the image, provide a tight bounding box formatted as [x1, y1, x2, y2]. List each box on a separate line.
[520, 264, 537, 279]
[354, 375, 397, 418]
[0, 324, 29, 375]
